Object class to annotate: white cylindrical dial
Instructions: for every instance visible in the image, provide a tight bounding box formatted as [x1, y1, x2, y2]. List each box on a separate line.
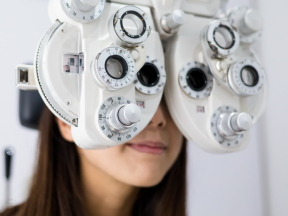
[98, 96, 141, 142]
[109, 5, 151, 46]
[228, 6, 263, 43]
[228, 58, 265, 96]
[179, 61, 213, 99]
[217, 112, 252, 138]
[133, 56, 166, 95]
[210, 106, 246, 147]
[91, 46, 136, 91]
[61, 0, 105, 23]
[161, 10, 186, 34]
[206, 20, 240, 56]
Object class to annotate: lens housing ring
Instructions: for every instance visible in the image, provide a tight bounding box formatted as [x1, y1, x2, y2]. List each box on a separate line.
[178, 61, 213, 99]
[109, 5, 151, 46]
[206, 20, 240, 56]
[91, 46, 136, 91]
[228, 58, 265, 96]
[133, 56, 166, 95]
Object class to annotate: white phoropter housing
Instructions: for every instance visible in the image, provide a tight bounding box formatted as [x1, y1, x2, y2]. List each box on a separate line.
[165, 7, 267, 153]
[16, 1, 165, 149]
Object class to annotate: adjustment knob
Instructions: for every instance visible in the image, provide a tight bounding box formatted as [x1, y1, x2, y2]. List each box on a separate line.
[106, 103, 141, 133]
[240, 9, 263, 35]
[230, 112, 253, 132]
[118, 104, 141, 126]
[161, 10, 186, 33]
[217, 112, 252, 139]
[80, 0, 100, 7]
[73, 0, 100, 11]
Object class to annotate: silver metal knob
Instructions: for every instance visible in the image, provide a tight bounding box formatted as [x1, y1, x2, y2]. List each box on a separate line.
[161, 10, 186, 33]
[118, 104, 141, 126]
[230, 112, 253, 132]
[106, 103, 141, 133]
[240, 9, 263, 35]
[217, 112, 252, 139]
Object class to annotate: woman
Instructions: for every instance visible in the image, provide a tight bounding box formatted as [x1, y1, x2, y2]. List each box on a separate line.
[1, 99, 187, 216]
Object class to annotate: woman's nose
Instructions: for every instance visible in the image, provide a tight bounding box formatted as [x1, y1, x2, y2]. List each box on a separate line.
[147, 103, 167, 129]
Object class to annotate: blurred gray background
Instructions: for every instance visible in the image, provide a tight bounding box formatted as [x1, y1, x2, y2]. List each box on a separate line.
[0, 0, 286, 216]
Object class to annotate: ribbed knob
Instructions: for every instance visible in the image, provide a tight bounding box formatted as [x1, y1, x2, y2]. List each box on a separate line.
[217, 112, 252, 139]
[230, 112, 253, 132]
[240, 9, 263, 35]
[106, 103, 141, 133]
[161, 10, 186, 33]
[118, 104, 141, 126]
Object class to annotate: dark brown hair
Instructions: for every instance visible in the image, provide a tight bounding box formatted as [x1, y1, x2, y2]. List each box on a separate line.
[1, 106, 187, 216]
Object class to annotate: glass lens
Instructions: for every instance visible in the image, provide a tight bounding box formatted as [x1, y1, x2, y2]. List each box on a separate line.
[105, 56, 127, 79]
[137, 63, 160, 87]
[241, 66, 259, 87]
[123, 13, 144, 36]
[186, 68, 207, 91]
[214, 26, 234, 49]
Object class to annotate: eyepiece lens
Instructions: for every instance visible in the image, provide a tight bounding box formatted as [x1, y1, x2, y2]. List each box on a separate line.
[186, 68, 207, 91]
[105, 56, 128, 79]
[137, 63, 160, 87]
[241, 66, 259, 87]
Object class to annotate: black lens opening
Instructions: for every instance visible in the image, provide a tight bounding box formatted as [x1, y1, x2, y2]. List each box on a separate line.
[105, 55, 128, 79]
[186, 68, 207, 91]
[240, 65, 259, 87]
[137, 63, 160, 87]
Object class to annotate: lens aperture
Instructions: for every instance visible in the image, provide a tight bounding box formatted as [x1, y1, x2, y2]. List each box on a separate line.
[213, 25, 235, 49]
[137, 63, 160, 87]
[241, 66, 259, 87]
[105, 55, 128, 79]
[186, 68, 208, 91]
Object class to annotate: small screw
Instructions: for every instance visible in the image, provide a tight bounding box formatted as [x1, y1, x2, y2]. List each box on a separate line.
[119, 50, 122, 53]
[122, 32, 125, 36]
[72, 119, 76, 123]
[141, 46, 144, 49]
[66, 101, 70, 105]
[142, 13, 145, 17]
[61, 29, 66, 33]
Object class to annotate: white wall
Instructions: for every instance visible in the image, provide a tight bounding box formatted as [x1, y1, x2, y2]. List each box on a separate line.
[0, 1, 268, 216]
[0, 0, 51, 210]
[256, 0, 288, 215]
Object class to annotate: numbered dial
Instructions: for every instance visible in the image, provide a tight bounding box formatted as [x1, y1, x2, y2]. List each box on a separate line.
[179, 61, 213, 99]
[110, 5, 151, 46]
[133, 56, 166, 94]
[91, 46, 136, 90]
[228, 6, 263, 43]
[61, 0, 105, 23]
[210, 106, 245, 148]
[206, 20, 240, 56]
[228, 58, 265, 96]
[98, 96, 141, 142]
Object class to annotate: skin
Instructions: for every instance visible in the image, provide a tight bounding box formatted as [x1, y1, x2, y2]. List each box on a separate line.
[56, 99, 183, 216]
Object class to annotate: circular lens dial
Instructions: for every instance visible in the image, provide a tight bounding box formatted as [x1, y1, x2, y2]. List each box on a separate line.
[134, 56, 166, 94]
[210, 106, 245, 148]
[179, 61, 213, 99]
[92, 46, 136, 90]
[206, 20, 240, 56]
[228, 58, 265, 96]
[98, 96, 140, 142]
[111, 6, 151, 45]
[61, 0, 105, 23]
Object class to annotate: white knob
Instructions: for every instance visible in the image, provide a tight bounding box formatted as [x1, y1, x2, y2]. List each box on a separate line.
[231, 112, 253, 132]
[118, 104, 141, 126]
[161, 10, 186, 33]
[166, 10, 186, 29]
[80, 0, 100, 7]
[217, 112, 252, 138]
[241, 9, 263, 35]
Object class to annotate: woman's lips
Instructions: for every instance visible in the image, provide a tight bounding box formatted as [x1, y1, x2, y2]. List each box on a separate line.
[127, 142, 166, 155]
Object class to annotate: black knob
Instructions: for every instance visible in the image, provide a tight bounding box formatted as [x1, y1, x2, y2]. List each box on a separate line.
[5, 148, 14, 180]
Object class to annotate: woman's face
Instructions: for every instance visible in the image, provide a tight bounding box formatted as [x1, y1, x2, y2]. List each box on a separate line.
[57, 99, 183, 187]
